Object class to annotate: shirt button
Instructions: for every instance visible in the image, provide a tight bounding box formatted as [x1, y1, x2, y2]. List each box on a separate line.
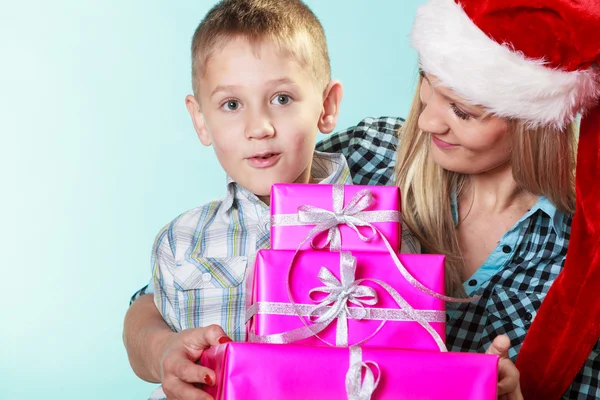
[524, 312, 533, 321]
[202, 273, 212, 282]
[446, 313, 450, 321]
[502, 245, 512, 253]
[468, 279, 477, 287]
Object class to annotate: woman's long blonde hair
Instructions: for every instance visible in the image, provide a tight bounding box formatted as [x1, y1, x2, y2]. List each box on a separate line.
[395, 75, 578, 296]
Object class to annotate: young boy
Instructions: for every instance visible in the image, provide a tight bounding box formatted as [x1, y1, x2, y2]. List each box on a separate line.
[148, 0, 346, 398]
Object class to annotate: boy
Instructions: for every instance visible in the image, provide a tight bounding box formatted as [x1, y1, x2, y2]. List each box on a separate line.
[148, 0, 345, 398]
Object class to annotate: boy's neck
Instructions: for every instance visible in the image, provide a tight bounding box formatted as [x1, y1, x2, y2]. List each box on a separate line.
[257, 166, 315, 206]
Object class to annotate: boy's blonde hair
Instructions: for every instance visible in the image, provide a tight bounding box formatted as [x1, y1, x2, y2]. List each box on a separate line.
[395, 75, 577, 296]
[191, 0, 330, 96]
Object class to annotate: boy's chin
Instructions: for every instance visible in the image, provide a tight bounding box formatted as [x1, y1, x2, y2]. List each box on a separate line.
[246, 185, 271, 199]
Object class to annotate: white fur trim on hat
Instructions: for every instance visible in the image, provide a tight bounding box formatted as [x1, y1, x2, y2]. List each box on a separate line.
[410, 0, 600, 128]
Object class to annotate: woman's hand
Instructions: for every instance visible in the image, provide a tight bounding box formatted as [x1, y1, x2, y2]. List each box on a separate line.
[486, 335, 524, 400]
[160, 325, 231, 400]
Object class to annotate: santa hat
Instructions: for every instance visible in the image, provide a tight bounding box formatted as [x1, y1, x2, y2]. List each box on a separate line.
[410, 1, 600, 399]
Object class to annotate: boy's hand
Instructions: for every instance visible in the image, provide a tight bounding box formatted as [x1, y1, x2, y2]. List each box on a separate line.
[160, 324, 231, 400]
[485, 335, 524, 400]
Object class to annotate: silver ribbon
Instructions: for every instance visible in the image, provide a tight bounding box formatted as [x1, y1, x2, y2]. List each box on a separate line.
[249, 185, 477, 349]
[346, 346, 380, 400]
[246, 302, 446, 323]
[250, 252, 448, 351]
[271, 184, 400, 251]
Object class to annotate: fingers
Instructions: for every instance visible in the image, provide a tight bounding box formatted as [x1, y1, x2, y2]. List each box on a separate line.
[163, 376, 214, 400]
[497, 357, 519, 394]
[183, 325, 230, 353]
[495, 347, 522, 400]
[487, 336, 520, 399]
[486, 335, 511, 358]
[174, 360, 216, 386]
[202, 324, 232, 348]
[160, 325, 229, 400]
[506, 384, 524, 400]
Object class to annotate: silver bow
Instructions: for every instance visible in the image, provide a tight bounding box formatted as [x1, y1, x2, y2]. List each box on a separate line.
[309, 252, 378, 346]
[297, 185, 382, 251]
[346, 346, 380, 400]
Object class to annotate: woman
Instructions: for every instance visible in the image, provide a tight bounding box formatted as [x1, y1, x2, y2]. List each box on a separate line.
[124, 0, 600, 399]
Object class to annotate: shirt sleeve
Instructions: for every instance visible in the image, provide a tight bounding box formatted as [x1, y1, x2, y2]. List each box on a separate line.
[316, 116, 403, 186]
[128, 280, 154, 306]
[562, 339, 600, 399]
[149, 223, 181, 332]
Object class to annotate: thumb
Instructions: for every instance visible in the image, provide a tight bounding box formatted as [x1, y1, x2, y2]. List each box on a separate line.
[202, 324, 232, 347]
[486, 335, 511, 359]
[183, 324, 231, 358]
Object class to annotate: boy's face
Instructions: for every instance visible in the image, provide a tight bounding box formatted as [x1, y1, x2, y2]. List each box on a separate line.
[187, 37, 341, 204]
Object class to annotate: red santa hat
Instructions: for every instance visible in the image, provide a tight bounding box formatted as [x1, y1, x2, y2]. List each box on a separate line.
[411, 1, 600, 398]
[411, 0, 600, 128]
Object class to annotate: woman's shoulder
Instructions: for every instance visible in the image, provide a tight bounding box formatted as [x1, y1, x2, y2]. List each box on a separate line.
[317, 116, 403, 154]
[316, 117, 404, 185]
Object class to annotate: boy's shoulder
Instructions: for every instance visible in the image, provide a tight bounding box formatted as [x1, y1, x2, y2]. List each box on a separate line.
[154, 195, 234, 249]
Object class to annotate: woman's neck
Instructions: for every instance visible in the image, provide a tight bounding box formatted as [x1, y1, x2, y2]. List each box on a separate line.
[462, 162, 536, 214]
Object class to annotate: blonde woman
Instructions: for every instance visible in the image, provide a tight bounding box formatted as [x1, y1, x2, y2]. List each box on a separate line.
[321, 1, 599, 399]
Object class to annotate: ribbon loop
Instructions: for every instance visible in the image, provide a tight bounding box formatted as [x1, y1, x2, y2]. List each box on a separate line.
[346, 346, 380, 400]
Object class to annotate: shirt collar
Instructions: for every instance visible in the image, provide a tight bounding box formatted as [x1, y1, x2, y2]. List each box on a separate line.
[221, 151, 352, 213]
[528, 196, 564, 234]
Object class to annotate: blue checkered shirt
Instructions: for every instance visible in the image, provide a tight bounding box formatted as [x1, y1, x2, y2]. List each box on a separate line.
[315, 117, 598, 400]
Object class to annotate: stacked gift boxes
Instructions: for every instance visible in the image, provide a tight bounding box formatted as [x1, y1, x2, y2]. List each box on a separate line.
[201, 184, 498, 399]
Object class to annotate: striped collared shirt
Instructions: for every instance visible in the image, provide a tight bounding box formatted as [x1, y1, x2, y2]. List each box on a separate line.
[146, 151, 353, 400]
[151, 151, 352, 341]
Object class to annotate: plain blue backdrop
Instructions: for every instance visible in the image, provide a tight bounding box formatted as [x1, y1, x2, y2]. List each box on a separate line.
[1, 1, 423, 398]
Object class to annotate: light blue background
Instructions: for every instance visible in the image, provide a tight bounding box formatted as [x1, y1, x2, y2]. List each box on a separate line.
[1, 1, 423, 398]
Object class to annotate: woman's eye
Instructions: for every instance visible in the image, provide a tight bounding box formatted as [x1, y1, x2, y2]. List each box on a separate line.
[272, 94, 292, 105]
[222, 100, 240, 111]
[450, 103, 470, 120]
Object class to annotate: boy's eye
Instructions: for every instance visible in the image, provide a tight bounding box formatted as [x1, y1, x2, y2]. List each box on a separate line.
[272, 94, 291, 106]
[222, 100, 240, 111]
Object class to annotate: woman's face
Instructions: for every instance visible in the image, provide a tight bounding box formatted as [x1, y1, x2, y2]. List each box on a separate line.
[419, 72, 512, 175]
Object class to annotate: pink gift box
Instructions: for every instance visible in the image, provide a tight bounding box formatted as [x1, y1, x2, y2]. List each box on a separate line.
[247, 250, 446, 350]
[200, 342, 498, 400]
[270, 184, 401, 252]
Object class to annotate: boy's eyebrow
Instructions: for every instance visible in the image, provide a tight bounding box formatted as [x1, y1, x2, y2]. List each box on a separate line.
[210, 77, 298, 97]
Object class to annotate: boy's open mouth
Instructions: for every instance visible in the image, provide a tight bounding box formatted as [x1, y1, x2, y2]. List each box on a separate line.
[247, 152, 282, 168]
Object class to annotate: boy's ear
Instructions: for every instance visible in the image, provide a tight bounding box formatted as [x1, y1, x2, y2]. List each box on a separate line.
[185, 94, 212, 146]
[318, 80, 343, 134]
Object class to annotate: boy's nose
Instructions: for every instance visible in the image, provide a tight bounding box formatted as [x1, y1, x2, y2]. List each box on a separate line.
[245, 111, 275, 140]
